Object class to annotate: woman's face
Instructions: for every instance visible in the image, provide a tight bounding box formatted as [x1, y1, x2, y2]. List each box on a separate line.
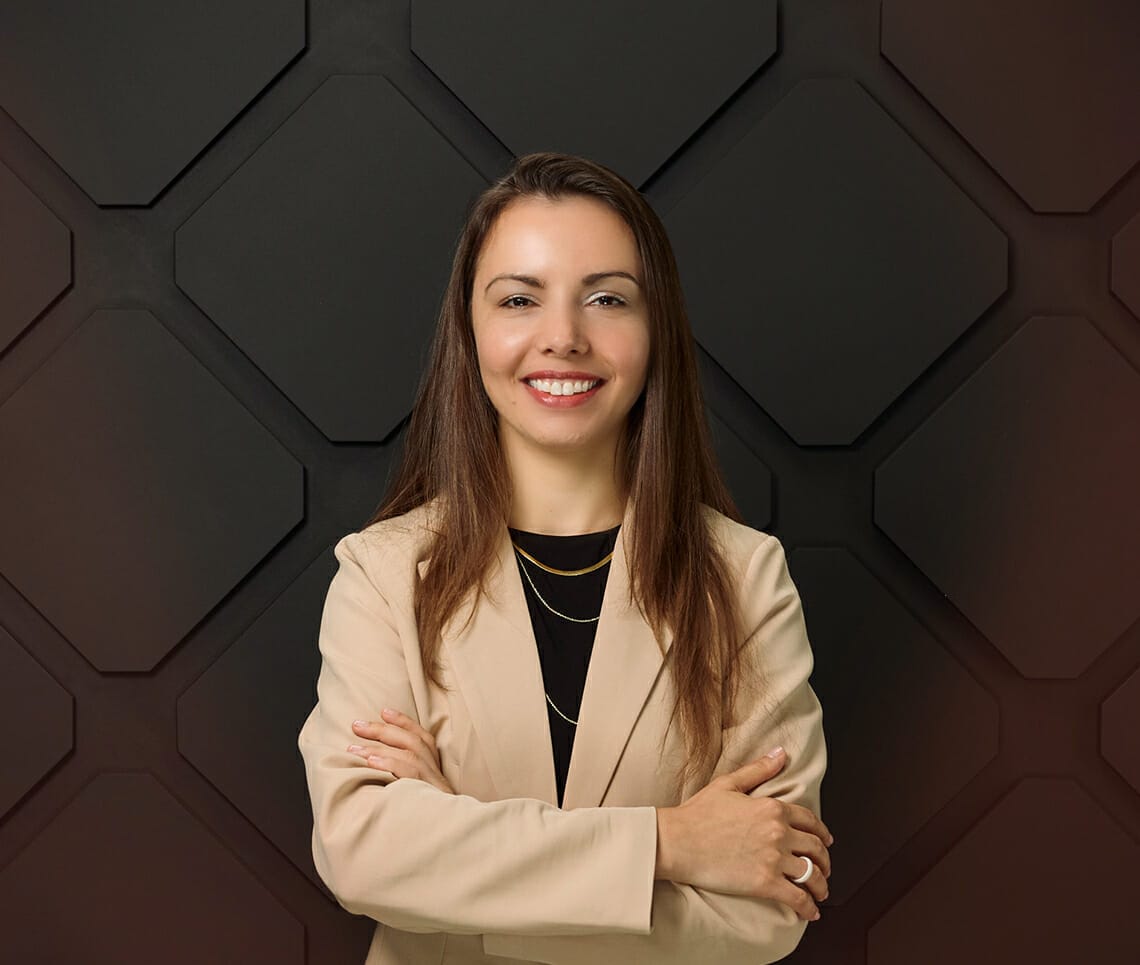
[470, 195, 650, 466]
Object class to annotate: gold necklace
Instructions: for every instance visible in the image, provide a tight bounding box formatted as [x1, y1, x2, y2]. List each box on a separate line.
[511, 541, 614, 576]
[515, 550, 603, 624]
[511, 538, 616, 728]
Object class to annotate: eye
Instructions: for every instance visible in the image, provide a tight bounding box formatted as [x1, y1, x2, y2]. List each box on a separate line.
[592, 293, 627, 307]
[500, 295, 535, 309]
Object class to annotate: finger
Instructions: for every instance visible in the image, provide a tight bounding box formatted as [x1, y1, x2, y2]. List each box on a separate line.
[769, 874, 820, 921]
[788, 829, 832, 878]
[722, 751, 787, 793]
[381, 708, 436, 750]
[786, 802, 834, 845]
[347, 741, 396, 760]
[363, 752, 396, 776]
[782, 853, 829, 904]
[352, 719, 421, 755]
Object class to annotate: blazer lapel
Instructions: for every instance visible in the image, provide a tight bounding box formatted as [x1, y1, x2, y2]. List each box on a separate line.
[431, 500, 674, 810]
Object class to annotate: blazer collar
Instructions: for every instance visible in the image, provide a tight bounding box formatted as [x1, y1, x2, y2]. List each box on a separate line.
[428, 499, 673, 809]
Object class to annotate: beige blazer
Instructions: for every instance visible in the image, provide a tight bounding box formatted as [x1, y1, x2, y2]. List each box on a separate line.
[298, 498, 827, 965]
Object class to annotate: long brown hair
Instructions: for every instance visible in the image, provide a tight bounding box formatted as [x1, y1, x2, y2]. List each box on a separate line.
[364, 151, 766, 795]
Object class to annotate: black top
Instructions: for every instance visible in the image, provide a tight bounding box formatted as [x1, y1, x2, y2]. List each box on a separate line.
[508, 523, 621, 808]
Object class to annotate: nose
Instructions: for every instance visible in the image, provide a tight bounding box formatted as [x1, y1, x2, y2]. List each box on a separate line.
[539, 303, 589, 356]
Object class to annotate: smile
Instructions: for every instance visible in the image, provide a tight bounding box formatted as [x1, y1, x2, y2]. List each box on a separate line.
[522, 379, 603, 407]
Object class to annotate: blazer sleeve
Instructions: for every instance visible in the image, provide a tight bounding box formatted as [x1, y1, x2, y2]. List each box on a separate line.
[298, 532, 660, 937]
[480, 533, 828, 965]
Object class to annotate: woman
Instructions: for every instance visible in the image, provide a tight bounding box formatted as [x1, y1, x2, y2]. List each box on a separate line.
[298, 152, 831, 965]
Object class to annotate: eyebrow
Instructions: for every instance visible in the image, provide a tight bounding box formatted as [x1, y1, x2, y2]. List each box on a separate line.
[484, 270, 641, 294]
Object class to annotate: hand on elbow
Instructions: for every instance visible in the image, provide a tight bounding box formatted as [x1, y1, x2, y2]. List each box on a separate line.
[656, 748, 833, 922]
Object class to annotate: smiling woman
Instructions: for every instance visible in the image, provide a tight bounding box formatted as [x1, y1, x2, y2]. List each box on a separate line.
[298, 151, 830, 965]
[471, 194, 650, 480]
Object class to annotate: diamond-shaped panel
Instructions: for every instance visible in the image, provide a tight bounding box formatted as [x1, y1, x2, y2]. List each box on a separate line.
[1102, 666, 1140, 796]
[0, 2, 304, 204]
[0, 309, 303, 671]
[0, 627, 72, 819]
[882, 0, 1140, 212]
[411, 0, 777, 188]
[0, 161, 70, 352]
[0, 772, 304, 962]
[179, 545, 337, 891]
[665, 78, 1008, 445]
[176, 74, 486, 443]
[707, 410, 772, 531]
[792, 546, 997, 903]
[868, 778, 1140, 963]
[1111, 210, 1140, 321]
[875, 315, 1140, 678]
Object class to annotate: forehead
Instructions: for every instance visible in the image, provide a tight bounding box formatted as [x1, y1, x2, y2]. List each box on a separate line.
[476, 196, 639, 273]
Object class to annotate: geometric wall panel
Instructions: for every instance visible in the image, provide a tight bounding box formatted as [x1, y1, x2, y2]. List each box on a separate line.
[875, 315, 1140, 678]
[793, 547, 998, 904]
[707, 410, 772, 531]
[868, 778, 1140, 963]
[665, 78, 1008, 445]
[179, 546, 339, 892]
[0, 772, 304, 963]
[882, 0, 1140, 213]
[0, 161, 70, 352]
[1111, 210, 1140, 321]
[0, 309, 303, 671]
[1102, 665, 1140, 798]
[0, 2, 305, 205]
[176, 74, 488, 443]
[0, 627, 72, 820]
[410, 0, 778, 189]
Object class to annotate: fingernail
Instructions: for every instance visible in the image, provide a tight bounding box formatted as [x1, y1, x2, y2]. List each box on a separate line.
[353, 719, 367, 727]
[346, 744, 364, 753]
[812, 910, 820, 921]
[382, 708, 395, 718]
[765, 746, 784, 758]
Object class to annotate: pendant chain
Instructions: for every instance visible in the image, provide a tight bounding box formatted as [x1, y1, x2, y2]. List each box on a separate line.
[512, 538, 615, 729]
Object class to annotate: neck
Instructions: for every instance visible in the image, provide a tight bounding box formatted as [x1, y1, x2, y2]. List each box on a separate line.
[503, 434, 627, 535]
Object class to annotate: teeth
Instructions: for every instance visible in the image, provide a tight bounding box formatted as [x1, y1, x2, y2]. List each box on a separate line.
[527, 378, 599, 396]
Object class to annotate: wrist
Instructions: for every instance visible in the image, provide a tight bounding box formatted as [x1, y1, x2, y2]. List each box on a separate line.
[654, 806, 682, 881]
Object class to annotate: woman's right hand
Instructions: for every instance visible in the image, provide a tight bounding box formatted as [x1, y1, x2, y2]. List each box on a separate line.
[655, 747, 833, 921]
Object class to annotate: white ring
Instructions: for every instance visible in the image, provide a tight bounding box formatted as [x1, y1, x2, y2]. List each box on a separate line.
[791, 855, 814, 884]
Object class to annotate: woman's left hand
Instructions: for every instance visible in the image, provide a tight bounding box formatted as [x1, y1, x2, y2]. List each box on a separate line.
[348, 708, 457, 795]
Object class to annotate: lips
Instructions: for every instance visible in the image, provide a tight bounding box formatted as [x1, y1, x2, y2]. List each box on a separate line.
[521, 370, 605, 381]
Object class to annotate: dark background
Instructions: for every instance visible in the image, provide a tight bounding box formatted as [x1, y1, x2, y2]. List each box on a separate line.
[1, 1, 1138, 962]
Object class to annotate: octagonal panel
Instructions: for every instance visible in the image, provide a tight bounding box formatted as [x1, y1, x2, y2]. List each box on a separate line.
[792, 546, 997, 903]
[176, 74, 486, 443]
[0, 772, 303, 962]
[411, 0, 777, 188]
[875, 315, 1140, 678]
[179, 544, 338, 890]
[0, 1, 304, 205]
[0, 308, 303, 671]
[1111, 210, 1140, 321]
[0, 161, 70, 352]
[868, 778, 1140, 963]
[1102, 665, 1140, 796]
[882, 0, 1140, 213]
[0, 627, 73, 818]
[665, 78, 1007, 445]
[707, 410, 772, 531]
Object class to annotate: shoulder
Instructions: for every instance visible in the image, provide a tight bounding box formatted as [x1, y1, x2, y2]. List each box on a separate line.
[698, 503, 781, 571]
[334, 499, 441, 586]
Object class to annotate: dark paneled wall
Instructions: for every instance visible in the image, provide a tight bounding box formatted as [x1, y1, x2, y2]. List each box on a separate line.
[1, 1, 1138, 962]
